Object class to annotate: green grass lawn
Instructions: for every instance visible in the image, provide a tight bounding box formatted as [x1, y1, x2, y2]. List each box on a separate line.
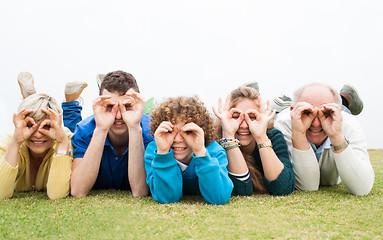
[1, 150, 382, 239]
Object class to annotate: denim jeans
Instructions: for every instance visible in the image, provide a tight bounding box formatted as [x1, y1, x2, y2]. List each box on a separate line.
[62, 101, 82, 132]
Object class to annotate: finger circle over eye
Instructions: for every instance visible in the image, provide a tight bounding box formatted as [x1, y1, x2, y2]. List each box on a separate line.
[121, 98, 136, 107]
[245, 109, 259, 115]
[229, 108, 242, 118]
[229, 108, 242, 114]
[25, 116, 35, 125]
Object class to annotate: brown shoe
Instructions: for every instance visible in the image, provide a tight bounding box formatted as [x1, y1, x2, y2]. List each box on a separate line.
[65, 82, 88, 102]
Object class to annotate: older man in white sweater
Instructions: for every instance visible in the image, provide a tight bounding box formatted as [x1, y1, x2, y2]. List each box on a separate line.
[274, 83, 374, 195]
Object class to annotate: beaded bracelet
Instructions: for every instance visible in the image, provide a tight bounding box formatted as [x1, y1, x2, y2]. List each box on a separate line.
[220, 138, 241, 150]
[220, 138, 240, 145]
[222, 142, 240, 150]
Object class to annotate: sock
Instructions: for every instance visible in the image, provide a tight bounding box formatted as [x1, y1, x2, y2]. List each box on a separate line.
[341, 96, 349, 108]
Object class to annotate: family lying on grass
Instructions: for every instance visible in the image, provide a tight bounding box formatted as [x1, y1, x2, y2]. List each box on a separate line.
[0, 70, 375, 203]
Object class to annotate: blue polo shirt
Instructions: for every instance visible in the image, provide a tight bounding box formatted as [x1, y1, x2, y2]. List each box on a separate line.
[72, 114, 153, 190]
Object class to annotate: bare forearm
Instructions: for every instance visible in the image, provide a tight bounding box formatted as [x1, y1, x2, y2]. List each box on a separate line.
[226, 148, 249, 174]
[56, 138, 70, 152]
[222, 132, 248, 174]
[256, 136, 284, 181]
[128, 127, 149, 197]
[292, 132, 310, 151]
[71, 128, 107, 197]
[258, 147, 284, 181]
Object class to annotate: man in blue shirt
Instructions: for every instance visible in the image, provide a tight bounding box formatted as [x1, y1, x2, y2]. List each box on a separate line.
[71, 70, 153, 197]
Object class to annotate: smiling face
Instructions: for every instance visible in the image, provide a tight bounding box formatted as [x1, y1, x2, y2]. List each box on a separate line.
[299, 85, 336, 146]
[232, 99, 260, 147]
[25, 118, 55, 157]
[101, 89, 133, 136]
[171, 121, 193, 165]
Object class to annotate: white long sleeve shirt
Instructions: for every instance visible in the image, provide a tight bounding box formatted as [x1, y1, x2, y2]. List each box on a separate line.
[274, 109, 374, 196]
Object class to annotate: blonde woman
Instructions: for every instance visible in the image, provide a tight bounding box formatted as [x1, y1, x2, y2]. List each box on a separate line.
[214, 87, 294, 196]
[0, 94, 72, 200]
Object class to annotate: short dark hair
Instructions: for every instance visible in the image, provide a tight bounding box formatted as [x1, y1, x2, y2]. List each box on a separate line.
[100, 70, 140, 95]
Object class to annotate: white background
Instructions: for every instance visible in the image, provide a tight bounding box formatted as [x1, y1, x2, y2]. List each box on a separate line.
[1, 0, 382, 148]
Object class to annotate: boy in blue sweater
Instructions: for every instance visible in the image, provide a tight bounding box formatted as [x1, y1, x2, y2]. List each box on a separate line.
[144, 96, 233, 205]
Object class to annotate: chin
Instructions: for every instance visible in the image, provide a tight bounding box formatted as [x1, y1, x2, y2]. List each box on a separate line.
[307, 135, 327, 146]
[110, 126, 128, 136]
[27, 144, 53, 155]
[174, 152, 193, 164]
[174, 153, 187, 161]
[235, 135, 254, 147]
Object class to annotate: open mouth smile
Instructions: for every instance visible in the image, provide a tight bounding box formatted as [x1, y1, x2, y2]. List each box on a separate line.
[30, 140, 47, 144]
[237, 132, 251, 136]
[172, 147, 187, 151]
[113, 122, 126, 128]
[309, 129, 323, 133]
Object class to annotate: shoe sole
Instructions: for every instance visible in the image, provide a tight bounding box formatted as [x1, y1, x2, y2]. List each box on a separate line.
[17, 72, 36, 98]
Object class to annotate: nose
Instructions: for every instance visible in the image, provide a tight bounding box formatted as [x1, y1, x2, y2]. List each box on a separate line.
[312, 117, 321, 127]
[174, 132, 184, 142]
[115, 109, 122, 119]
[32, 129, 44, 138]
[239, 120, 249, 129]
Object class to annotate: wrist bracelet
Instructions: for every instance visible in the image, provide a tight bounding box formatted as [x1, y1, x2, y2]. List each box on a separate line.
[55, 149, 70, 156]
[222, 142, 240, 150]
[331, 139, 349, 151]
[257, 140, 272, 149]
[220, 138, 240, 145]
[220, 138, 241, 150]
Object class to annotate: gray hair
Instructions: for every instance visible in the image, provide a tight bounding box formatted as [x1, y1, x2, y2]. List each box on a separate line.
[18, 93, 62, 121]
[291, 83, 342, 107]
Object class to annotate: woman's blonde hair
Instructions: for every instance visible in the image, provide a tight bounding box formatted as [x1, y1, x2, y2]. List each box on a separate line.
[18, 93, 62, 122]
[150, 96, 217, 145]
[220, 86, 269, 194]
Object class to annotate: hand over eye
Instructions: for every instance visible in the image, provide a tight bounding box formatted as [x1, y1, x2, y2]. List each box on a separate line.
[42, 124, 51, 130]
[12, 109, 38, 144]
[302, 110, 313, 116]
[124, 103, 133, 111]
[106, 104, 114, 112]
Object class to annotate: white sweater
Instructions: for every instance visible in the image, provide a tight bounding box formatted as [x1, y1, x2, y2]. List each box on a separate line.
[274, 109, 374, 196]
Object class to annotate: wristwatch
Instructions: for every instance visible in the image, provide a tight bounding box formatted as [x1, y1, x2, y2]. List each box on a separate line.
[331, 139, 349, 151]
[54, 149, 71, 156]
[258, 140, 273, 149]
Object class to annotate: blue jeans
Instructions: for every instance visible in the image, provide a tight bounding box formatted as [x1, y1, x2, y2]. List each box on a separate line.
[341, 105, 351, 114]
[62, 101, 82, 132]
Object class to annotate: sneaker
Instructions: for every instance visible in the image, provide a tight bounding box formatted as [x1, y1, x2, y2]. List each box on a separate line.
[96, 74, 105, 89]
[340, 84, 363, 115]
[65, 82, 88, 102]
[241, 81, 259, 92]
[17, 72, 36, 98]
[271, 95, 292, 113]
